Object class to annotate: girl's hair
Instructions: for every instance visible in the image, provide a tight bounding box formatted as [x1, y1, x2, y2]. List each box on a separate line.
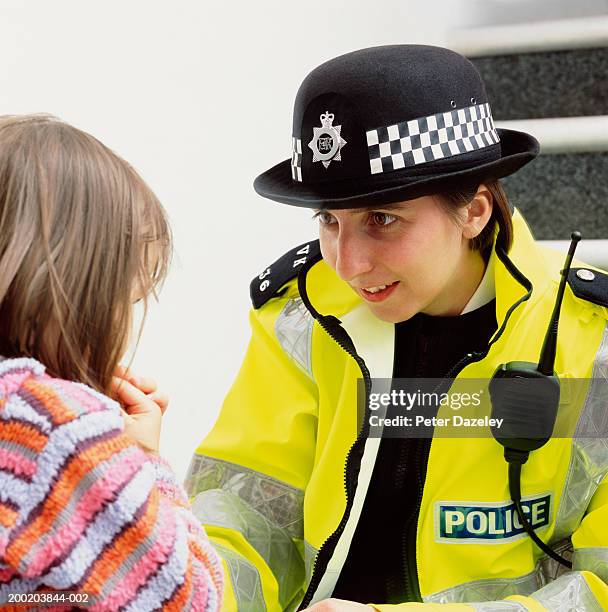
[0, 115, 172, 394]
[437, 179, 513, 258]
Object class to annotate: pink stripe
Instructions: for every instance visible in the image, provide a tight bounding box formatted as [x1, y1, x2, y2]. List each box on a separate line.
[26, 448, 146, 576]
[0, 535, 8, 560]
[0, 370, 33, 397]
[99, 498, 176, 610]
[190, 555, 211, 611]
[52, 381, 107, 415]
[0, 446, 37, 478]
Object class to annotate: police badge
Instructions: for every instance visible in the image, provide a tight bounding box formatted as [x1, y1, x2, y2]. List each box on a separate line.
[308, 111, 347, 169]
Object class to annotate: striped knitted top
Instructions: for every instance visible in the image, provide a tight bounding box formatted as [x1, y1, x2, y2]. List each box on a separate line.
[0, 357, 223, 611]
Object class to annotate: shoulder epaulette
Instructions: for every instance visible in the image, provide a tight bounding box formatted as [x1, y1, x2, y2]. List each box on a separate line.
[250, 240, 321, 309]
[249, 240, 321, 309]
[567, 267, 608, 308]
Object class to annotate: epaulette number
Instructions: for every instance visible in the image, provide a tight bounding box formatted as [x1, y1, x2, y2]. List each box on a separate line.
[250, 240, 320, 309]
[258, 268, 271, 292]
[255, 244, 311, 293]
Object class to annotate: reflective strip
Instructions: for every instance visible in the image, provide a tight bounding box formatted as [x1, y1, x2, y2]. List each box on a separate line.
[424, 536, 576, 604]
[213, 542, 266, 611]
[424, 569, 542, 604]
[469, 602, 527, 611]
[185, 455, 304, 539]
[538, 539, 573, 583]
[426, 550, 605, 609]
[532, 572, 603, 611]
[185, 455, 305, 608]
[554, 324, 608, 543]
[275, 297, 315, 378]
[304, 539, 318, 586]
[191, 489, 304, 609]
[573, 547, 608, 584]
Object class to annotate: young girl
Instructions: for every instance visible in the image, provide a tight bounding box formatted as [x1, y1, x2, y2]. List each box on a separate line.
[0, 115, 223, 610]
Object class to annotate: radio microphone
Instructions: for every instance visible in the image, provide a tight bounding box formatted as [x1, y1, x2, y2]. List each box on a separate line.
[489, 231, 581, 568]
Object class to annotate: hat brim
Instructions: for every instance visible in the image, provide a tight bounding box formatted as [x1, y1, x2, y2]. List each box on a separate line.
[254, 128, 539, 209]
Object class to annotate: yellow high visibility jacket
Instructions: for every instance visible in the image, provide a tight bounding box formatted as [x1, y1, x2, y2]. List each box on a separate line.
[186, 210, 608, 611]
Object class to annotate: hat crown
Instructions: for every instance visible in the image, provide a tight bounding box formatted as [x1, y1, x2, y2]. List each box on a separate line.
[289, 45, 499, 186]
[293, 45, 488, 134]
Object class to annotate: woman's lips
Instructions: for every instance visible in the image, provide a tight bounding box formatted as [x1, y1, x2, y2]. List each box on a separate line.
[359, 281, 399, 302]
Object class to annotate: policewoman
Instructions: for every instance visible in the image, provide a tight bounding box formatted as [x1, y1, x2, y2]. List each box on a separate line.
[186, 46, 608, 611]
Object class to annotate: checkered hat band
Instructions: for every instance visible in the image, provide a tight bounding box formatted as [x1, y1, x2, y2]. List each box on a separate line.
[291, 137, 303, 182]
[366, 102, 500, 175]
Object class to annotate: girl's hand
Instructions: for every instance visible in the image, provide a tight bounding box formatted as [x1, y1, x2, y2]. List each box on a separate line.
[114, 365, 170, 413]
[111, 367, 169, 454]
[303, 599, 376, 611]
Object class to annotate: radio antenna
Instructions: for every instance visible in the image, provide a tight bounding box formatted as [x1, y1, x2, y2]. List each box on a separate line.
[537, 231, 581, 375]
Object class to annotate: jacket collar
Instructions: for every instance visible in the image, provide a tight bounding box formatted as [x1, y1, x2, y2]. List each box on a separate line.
[461, 248, 496, 314]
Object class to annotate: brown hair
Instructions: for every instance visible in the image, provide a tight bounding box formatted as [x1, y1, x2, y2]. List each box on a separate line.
[437, 179, 513, 258]
[0, 115, 172, 394]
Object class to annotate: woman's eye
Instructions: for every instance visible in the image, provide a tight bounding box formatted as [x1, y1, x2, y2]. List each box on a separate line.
[315, 212, 336, 225]
[370, 212, 397, 227]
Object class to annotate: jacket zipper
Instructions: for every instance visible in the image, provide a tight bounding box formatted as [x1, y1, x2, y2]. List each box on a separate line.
[396, 350, 485, 603]
[400, 441, 425, 602]
[296, 258, 374, 610]
[298, 313, 372, 609]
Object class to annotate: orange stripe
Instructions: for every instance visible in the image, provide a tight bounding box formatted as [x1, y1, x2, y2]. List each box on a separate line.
[22, 379, 78, 425]
[0, 502, 18, 528]
[6, 433, 133, 564]
[164, 554, 193, 611]
[0, 420, 47, 453]
[190, 538, 222, 590]
[83, 487, 161, 593]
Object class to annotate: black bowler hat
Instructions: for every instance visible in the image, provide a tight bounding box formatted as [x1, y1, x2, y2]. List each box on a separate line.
[254, 45, 539, 209]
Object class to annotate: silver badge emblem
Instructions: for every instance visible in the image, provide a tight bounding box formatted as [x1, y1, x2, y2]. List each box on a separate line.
[576, 269, 595, 282]
[308, 111, 347, 168]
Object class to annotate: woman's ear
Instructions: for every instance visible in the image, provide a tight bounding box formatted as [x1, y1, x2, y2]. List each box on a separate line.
[462, 183, 493, 239]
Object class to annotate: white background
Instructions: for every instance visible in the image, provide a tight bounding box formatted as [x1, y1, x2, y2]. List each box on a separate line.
[0, 1, 603, 478]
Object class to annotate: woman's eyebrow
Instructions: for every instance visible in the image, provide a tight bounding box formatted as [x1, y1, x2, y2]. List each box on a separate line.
[360, 203, 408, 212]
[313, 204, 409, 215]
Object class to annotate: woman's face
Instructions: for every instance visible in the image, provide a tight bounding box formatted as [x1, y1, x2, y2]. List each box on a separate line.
[317, 194, 487, 323]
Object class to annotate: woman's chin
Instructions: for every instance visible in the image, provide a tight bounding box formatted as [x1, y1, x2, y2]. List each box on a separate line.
[365, 301, 418, 324]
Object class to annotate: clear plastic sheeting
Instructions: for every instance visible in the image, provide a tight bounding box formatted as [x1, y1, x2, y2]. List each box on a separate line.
[275, 297, 315, 378]
[212, 542, 266, 612]
[185, 455, 306, 610]
[469, 601, 527, 611]
[554, 325, 608, 543]
[185, 455, 304, 538]
[531, 572, 603, 612]
[191, 489, 304, 610]
[424, 569, 542, 604]
[574, 548, 608, 584]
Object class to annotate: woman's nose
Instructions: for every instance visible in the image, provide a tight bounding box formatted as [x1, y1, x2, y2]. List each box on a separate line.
[334, 230, 374, 283]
